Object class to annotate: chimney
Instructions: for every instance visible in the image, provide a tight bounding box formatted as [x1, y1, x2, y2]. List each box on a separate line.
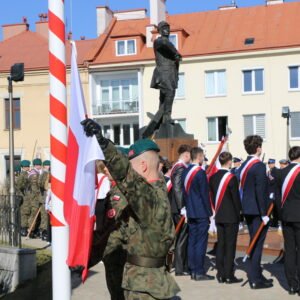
[2, 17, 29, 40]
[35, 13, 48, 39]
[219, 1, 238, 10]
[147, 0, 166, 48]
[96, 6, 113, 36]
[150, 0, 166, 25]
[266, 0, 284, 5]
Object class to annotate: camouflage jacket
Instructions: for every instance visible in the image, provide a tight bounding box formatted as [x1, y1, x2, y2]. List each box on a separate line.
[103, 183, 128, 257]
[15, 171, 29, 196]
[39, 171, 50, 195]
[104, 142, 180, 299]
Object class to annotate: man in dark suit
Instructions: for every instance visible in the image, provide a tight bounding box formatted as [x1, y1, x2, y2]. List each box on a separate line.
[171, 144, 191, 276]
[275, 146, 300, 295]
[210, 152, 242, 284]
[237, 135, 273, 289]
[182, 147, 214, 281]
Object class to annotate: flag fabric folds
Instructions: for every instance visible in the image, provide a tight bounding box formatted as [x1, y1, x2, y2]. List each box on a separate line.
[64, 42, 104, 281]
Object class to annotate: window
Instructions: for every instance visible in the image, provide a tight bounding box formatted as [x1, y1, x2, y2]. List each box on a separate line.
[243, 114, 266, 138]
[4, 98, 21, 130]
[289, 66, 300, 90]
[100, 122, 139, 146]
[175, 73, 185, 99]
[205, 70, 226, 97]
[243, 69, 264, 93]
[169, 34, 178, 49]
[207, 116, 228, 142]
[291, 112, 300, 139]
[93, 74, 139, 115]
[116, 40, 136, 56]
[174, 119, 186, 131]
[4, 155, 21, 176]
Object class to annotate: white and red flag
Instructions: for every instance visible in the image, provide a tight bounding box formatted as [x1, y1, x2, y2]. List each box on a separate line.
[206, 136, 228, 180]
[64, 42, 104, 281]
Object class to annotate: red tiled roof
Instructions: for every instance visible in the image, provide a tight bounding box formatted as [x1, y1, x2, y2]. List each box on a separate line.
[0, 29, 96, 72]
[89, 1, 300, 65]
[1, 2, 300, 71]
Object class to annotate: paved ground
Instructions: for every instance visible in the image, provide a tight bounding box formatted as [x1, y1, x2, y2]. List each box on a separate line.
[71, 254, 290, 300]
[13, 237, 291, 300]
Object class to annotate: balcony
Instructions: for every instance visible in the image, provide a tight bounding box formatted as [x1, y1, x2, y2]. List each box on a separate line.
[93, 100, 139, 115]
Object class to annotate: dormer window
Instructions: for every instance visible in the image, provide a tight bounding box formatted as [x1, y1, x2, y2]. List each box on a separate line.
[116, 40, 136, 56]
[169, 34, 178, 49]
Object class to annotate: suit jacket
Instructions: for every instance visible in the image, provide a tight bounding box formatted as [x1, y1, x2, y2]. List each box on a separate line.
[170, 161, 186, 214]
[209, 169, 242, 224]
[182, 164, 212, 219]
[275, 163, 300, 222]
[237, 156, 270, 216]
[150, 36, 181, 90]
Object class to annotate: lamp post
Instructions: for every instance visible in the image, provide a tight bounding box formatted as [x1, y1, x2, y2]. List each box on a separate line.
[282, 106, 291, 160]
[8, 63, 24, 247]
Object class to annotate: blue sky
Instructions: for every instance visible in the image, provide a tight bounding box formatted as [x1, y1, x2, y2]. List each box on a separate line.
[0, 0, 298, 40]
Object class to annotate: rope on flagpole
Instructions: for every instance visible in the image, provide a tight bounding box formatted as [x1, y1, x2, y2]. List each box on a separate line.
[49, 0, 71, 299]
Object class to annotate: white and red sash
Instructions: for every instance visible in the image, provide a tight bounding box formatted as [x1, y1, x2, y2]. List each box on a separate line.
[281, 164, 300, 208]
[171, 161, 187, 177]
[214, 172, 234, 213]
[184, 165, 202, 193]
[166, 179, 172, 193]
[239, 157, 260, 197]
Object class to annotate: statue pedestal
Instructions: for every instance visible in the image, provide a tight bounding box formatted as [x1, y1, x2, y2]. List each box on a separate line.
[154, 123, 198, 162]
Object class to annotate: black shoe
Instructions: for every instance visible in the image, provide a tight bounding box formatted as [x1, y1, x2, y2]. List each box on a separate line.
[216, 275, 225, 283]
[262, 276, 274, 284]
[193, 274, 215, 281]
[20, 227, 28, 237]
[225, 276, 243, 284]
[249, 281, 273, 289]
[175, 271, 190, 276]
[288, 287, 299, 295]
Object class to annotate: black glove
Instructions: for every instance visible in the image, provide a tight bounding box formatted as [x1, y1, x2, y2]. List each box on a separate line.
[81, 118, 108, 149]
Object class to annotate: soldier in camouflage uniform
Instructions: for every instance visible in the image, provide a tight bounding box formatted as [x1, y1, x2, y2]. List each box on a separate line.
[39, 160, 51, 240]
[82, 119, 180, 300]
[15, 160, 31, 236]
[27, 158, 48, 238]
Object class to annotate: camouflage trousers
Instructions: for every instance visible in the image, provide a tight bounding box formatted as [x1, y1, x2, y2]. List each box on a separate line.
[124, 290, 171, 300]
[27, 194, 48, 231]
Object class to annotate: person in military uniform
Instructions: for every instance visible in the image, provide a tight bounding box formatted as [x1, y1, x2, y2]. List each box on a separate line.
[27, 158, 48, 239]
[39, 160, 51, 240]
[81, 118, 180, 300]
[16, 160, 31, 236]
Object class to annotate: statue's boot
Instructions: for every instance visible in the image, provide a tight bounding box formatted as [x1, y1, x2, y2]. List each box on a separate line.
[142, 106, 164, 138]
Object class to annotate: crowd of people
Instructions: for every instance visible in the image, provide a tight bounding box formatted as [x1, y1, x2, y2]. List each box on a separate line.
[80, 115, 300, 300]
[6, 122, 299, 299]
[11, 158, 51, 241]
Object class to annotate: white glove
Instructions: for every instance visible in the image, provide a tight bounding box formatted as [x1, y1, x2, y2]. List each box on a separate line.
[180, 207, 187, 218]
[261, 216, 270, 225]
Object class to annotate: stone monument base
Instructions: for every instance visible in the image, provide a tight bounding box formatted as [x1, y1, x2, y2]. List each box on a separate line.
[0, 246, 36, 294]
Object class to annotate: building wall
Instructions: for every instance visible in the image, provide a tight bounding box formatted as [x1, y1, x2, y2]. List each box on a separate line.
[0, 68, 90, 184]
[142, 48, 300, 162]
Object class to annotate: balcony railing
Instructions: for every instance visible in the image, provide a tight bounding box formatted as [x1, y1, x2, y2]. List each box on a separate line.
[93, 100, 139, 115]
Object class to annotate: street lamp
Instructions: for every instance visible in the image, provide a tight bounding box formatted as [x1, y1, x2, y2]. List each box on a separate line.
[282, 106, 291, 160]
[8, 63, 24, 247]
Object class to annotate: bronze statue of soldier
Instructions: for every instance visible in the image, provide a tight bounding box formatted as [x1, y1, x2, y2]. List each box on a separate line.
[142, 21, 182, 138]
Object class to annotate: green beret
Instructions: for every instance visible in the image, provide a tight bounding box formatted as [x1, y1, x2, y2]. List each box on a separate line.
[117, 147, 129, 156]
[20, 160, 31, 167]
[128, 139, 160, 160]
[33, 158, 42, 166]
[43, 160, 51, 166]
[14, 165, 21, 172]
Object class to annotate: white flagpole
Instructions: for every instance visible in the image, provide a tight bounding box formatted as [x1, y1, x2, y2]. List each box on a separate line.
[48, 0, 71, 299]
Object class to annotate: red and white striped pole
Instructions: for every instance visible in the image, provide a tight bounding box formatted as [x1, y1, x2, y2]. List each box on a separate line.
[48, 0, 71, 299]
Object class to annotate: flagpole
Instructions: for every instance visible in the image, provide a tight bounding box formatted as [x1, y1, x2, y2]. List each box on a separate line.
[49, 0, 71, 299]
